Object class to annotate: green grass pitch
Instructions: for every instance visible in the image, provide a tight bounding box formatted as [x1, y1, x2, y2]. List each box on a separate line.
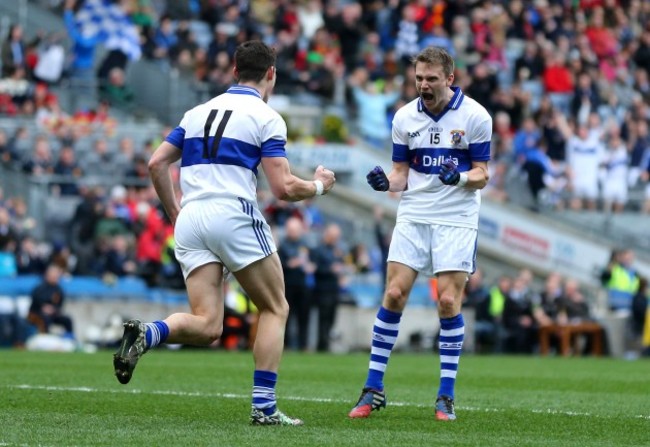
[1, 350, 648, 446]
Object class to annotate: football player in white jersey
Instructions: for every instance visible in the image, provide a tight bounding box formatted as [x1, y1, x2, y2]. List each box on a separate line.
[112, 41, 335, 426]
[349, 47, 492, 421]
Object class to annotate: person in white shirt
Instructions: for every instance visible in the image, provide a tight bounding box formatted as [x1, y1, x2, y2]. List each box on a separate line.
[112, 41, 335, 426]
[601, 128, 629, 213]
[348, 46, 492, 422]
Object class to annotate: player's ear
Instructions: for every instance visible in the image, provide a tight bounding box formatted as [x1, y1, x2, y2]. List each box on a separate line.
[267, 66, 276, 82]
[447, 73, 454, 87]
[233, 66, 239, 81]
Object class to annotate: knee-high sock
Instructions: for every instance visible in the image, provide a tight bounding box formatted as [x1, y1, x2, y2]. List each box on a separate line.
[252, 370, 277, 415]
[364, 306, 402, 391]
[438, 314, 464, 399]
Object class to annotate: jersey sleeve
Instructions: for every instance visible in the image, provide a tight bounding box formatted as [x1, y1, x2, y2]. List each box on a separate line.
[261, 113, 287, 158]
[468, 114, 492, 161]
[165, 111, 189, 150]
[391, 113, 409, 163]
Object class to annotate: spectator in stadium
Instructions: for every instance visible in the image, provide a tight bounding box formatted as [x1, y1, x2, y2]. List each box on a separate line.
[311, 223, 346, 353]
[112, 40, 335, 427]
[15, 236, 47, 275]
[628, 118, 650, 188]
[513, 117, 541, 165]
[113, 136, 137, 175]
[278, 216, 314, 351]
[348, 67, 400, 149]
[52, 145, 83, 196]
[324, 2, 363, 73]
[521, 138, 567, 211]
[22, 136, 54, 176]
[68, 184, 104, 275]
[152, 15, 178, 65]
[373, 206, 391, 291]
[502, 274, 538, 354]
[350, 47, 492, 422]
[0, 129, 18, 167]
[297, 51, 336, 101]
[63, 0, 105, 89]
[475, 275, 510, 354]
[347, 242, 372, 275]
[27, 264, 74, 338]
[542, 52, 574, 116]
[601, 248, 640, 312]
[80, 139, 115, 176]
[463, 267, 489, 309]
[33, 33, 66, 86]
[560, 118, 605, 211]
[555, 278, 604, 356]
[1, 24, 27, 78]
[539, 272, 563, 323]
[100, 234, 138, 279]
[642, 154, 650, 214]
[600, 127, 629, 214]
[98, 68, 135, 111]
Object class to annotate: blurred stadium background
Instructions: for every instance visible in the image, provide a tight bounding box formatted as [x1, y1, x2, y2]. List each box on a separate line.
[0, 0, 649, 361]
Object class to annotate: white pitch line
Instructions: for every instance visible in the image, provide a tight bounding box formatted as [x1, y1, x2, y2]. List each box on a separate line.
[7, 384, 650, 421]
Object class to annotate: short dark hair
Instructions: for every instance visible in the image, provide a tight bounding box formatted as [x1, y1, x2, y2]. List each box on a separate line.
[412, 47, 455, 77]
[234, 41, 276, 83]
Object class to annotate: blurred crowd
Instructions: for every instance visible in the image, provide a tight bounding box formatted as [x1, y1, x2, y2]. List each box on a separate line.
[466, 257, 648, 357]
[1, 0, 650, 351]
[1, 0, 649, 212]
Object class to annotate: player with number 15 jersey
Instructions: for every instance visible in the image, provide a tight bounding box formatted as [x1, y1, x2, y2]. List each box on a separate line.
[391, 86, 492, 229]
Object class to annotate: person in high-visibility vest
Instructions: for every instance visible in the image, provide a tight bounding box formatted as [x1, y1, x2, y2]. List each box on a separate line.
[601, 249, 640, 311]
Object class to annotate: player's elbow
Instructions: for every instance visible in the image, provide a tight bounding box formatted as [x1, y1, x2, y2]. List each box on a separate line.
[270, 183, 291, 201]
[147, 155, 162, 174]
[271, 177, 301, 201]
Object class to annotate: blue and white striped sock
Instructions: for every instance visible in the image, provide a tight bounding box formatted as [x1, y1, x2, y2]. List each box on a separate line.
[438, 314, 465, 399]
[252, 370, 277, 416]
[364, 306, 402, 391]
[145, 320, 169, 349]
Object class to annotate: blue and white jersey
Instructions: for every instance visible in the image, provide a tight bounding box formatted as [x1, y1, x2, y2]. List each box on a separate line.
[392, 87, 492, 229]
[566, 134, 605, 182]
[165, 85, 287, 207]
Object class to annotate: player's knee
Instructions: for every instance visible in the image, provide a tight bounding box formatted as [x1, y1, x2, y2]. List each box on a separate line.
[204, 322, 223, 344]
[273, 299, 290, 320]
[384, 286, 407, 309]
[260, 297, 289, 320]
[437, 293, 456, 313]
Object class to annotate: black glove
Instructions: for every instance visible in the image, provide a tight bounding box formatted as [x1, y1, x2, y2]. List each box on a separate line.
[438, 159, 460, 185]
[366, 166, 389, 191]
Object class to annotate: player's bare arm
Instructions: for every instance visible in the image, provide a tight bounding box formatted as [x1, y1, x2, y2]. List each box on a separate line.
[464, 161, 489, 190]
[262, 157, 335, 201]
[387, 161, 410, 192]
[148, 141, 182, 225]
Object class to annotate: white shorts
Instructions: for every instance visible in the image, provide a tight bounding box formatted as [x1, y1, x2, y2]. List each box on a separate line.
[174, 197, 277, 279]
[387, 222, 477, 277]
[572, 177, 599, 200]
[602, 182, 628, 204]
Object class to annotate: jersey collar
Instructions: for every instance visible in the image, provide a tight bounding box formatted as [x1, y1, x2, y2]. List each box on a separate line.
[417, 86, 464, 122]
[226, 85, 262, 99]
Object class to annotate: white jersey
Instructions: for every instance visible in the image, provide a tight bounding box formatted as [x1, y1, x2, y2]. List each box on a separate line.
[566, 134, 604, 182]
[603, 145, 628, 182]
[392, 87, 492, 229]
[165, 85, 287, 207]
